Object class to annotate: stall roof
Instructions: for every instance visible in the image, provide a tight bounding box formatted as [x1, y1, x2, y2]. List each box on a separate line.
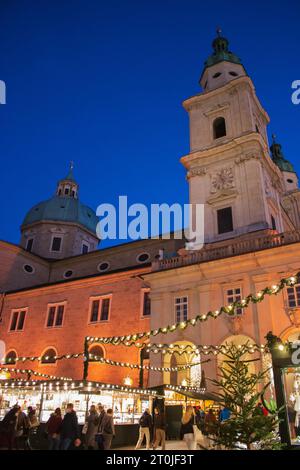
[150, 385, 221, 402]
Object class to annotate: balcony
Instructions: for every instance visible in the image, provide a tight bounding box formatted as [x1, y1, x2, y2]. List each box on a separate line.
[152, 230, 300, 271]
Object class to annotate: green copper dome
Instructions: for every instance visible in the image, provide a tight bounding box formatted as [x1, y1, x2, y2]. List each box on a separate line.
[204, 30, 242, 69]
[270, 135, 296, 174]
[22, 165, 98, 234]
[22, 196, 98, 234]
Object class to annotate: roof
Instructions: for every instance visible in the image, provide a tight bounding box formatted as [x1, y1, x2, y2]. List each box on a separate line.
[22, 196, 98, 234]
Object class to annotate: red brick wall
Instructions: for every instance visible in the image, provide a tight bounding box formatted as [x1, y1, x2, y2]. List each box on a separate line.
[0, 267, 151, 387]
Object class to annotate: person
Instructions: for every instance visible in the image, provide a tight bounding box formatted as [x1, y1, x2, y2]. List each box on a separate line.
[204, 409, 217, 448]
[59, 403, 81, 450]
[153, 407, 166, 450]
[1, 405, 20, 450]
[135, 408, 152, 450]
[95, 405, 106, 450]
[180, 406, 197, 450]
[219, 406, 231, 422]
[15, 406, 30, 450]
[100, 408, 115, 450]
[25, 406, 39, 450]
[46, 408, 62, 450]
[84, 405, 99, 450]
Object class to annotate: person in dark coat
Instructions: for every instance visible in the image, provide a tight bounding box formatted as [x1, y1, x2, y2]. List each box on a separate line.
[59, 404, 81, 450]
[15, 407, 30, 450]
[1, 405, 20, 450]
[46, 408, 62, 450]
[135, 408, 152, 450]
[153, 407, 166, 450]
[99, 409, 115, 450]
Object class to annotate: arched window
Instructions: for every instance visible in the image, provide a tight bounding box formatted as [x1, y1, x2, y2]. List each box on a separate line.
[213, 117, 226, 139]
[5, 350, 17, 365]
[41, 348, 57, 364]
[89, 345, 105, 362]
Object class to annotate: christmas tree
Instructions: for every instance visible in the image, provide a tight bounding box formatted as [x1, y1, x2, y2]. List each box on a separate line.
[210, 343, 282, 450]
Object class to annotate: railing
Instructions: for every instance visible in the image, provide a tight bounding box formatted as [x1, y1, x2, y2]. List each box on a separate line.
[152, 230, 300, 271]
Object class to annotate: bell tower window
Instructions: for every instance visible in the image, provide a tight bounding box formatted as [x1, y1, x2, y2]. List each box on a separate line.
[213, 117, 226, 139]
[217, 207, 233, 234]
[271, 215, 277, 231]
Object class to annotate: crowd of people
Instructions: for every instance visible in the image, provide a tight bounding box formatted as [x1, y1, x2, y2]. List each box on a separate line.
[0, 401, 269, 450]
[0, 404, 39, 450]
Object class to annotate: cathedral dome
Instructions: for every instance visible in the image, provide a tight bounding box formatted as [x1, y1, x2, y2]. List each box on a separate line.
[22, 196, 98, 234]
[270, 135, 296, 174]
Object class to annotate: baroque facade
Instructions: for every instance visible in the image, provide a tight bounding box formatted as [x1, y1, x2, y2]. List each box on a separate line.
[0, 32, 300, 393]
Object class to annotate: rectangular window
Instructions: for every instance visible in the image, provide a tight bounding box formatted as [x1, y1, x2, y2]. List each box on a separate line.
[287, 285, 300, 308]
[26, 238, 34, 252]
[143, 291, 151, 317]
[175, 296, 188, 323]
[101, 298, 110, 321]
[226, 288, 243, 315]
[82, 243, 89, 254]
[46, 304, 65, 328]
[217, 207, 233, 234]
[89, 296, 111, 323]
[51, 237, 62, 252]
[10, 310, 27, 331]
[271, 215, 277, 231]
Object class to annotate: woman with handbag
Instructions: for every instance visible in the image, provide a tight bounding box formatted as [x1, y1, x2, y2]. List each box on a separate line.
[180, 406, 197, 450]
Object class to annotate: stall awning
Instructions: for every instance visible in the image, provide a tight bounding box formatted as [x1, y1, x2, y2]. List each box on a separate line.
[149, 384, 221, 402]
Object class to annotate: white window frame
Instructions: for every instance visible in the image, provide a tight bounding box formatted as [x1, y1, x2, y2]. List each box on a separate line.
[50, 234, 63, 253]
[45, 302, 66, 328]
[224, 286, 243, 316]
[286, 284, 300, 309]
[88, 295, 112, 324]
[174, 296, 188, 323]
[8, 308, 28, 333]
[140, 288, 151, 318]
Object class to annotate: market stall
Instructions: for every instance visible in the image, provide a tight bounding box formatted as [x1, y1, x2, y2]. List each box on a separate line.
[0, 379, 157, 448]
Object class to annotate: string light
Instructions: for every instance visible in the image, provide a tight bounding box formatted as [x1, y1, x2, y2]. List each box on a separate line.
[85, 272, 300, 346]
[0, 367, 72, 381]
[88, 354, 210, 372]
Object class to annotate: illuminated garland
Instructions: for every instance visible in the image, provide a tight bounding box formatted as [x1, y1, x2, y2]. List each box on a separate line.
[86, 273, 299, 346]
[2, 352, 84, 364]
[0, 367, 72, 381]
[88, 354, 210, 371]
[144, 343, 267, 355]
[0, 379, 158, 396]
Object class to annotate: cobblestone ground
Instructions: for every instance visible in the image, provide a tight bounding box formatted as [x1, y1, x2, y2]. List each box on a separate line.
[115, 440, 204, 450]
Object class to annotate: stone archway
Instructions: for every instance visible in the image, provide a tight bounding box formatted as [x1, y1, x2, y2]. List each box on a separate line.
[163, 341, 201, 386]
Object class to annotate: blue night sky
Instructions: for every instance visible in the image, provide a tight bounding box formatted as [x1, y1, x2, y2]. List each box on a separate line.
[0, 0, 299, 247]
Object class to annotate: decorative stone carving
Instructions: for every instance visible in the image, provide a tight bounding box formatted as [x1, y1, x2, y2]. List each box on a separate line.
[187, 167, 207, 180]
[211, 167, 234, 194]
[227, 316, 243, 335]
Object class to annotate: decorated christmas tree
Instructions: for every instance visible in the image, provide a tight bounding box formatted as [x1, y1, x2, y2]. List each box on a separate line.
[210, 343, 282, 450]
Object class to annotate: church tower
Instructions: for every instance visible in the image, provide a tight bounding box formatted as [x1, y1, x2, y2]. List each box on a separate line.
[181, 30, 298, 247]
[20, 164, 99, 259]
